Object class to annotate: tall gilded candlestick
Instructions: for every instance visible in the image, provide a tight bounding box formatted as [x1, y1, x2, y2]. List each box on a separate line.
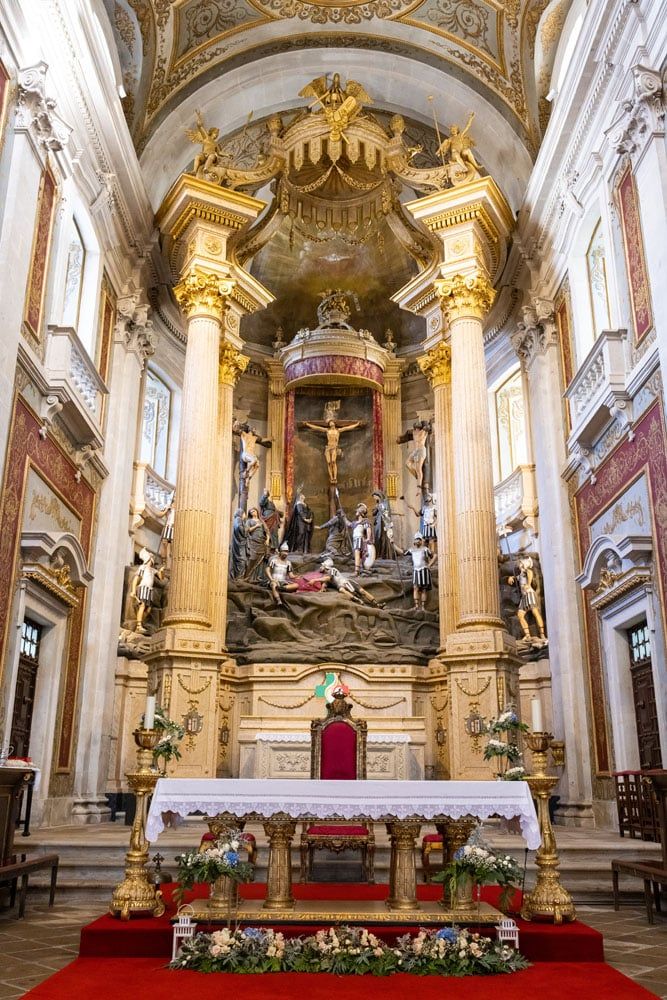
[521, 732, 575, 924]
[109, 729, 166, 920]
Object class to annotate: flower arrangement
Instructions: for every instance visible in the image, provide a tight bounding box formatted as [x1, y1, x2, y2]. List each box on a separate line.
[146, 707, 185, 772]
[483, 708, 528, 779]
[169, 924, 529, 976]
[434, 841, 524, 913]
[175, 832, 255, 890]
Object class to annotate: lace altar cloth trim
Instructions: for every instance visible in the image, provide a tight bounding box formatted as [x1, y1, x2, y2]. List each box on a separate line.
[254, 732, 411, 744]
[146, 778, 540, 849]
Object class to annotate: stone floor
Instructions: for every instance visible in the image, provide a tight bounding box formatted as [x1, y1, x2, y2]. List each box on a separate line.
[0, 895, 665, 998]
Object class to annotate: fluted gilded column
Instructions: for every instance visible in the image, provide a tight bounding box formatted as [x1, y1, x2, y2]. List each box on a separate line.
[418, 342, 457, 643]
[212, 327, 249, 640]
[162, 270, 231, 629]
[395, 177, 519, 779]
[438, 274, 503, 631]
[264, 359, 286, 504]
[149, 175, 273, 777]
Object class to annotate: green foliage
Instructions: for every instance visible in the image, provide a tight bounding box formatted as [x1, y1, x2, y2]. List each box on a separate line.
[169, 925, 529, 976]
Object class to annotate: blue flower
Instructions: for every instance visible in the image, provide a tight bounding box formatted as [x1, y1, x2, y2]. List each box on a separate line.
[436, 928, 458, 942]
[453, 847, 465, 860]
[224, 851, 240, 865]
[243, 928, 263, 939]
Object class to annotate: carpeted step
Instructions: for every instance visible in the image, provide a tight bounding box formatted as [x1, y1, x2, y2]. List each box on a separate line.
[79, 882, 604, 963]
[23, 959, 656, 1000]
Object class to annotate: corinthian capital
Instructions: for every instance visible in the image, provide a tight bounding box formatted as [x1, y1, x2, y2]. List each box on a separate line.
[16, 62, 72, 154]
[436, 273, 495, 322]
[418, 341, 451, 388]
[174, 268, 235, 320]
[219, 341, 249, 387]
[512, 298, 557, 368]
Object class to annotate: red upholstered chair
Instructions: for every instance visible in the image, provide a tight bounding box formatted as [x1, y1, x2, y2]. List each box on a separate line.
[299, 696, 375, 882]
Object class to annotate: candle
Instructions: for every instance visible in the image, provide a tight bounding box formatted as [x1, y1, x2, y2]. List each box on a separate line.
[144, 695, 156, 730]
[531, 696, 543, 733]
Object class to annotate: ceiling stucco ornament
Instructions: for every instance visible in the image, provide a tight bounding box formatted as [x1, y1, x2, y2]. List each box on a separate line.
[104, 0, 545, 153]
[250, 0, 419, 24]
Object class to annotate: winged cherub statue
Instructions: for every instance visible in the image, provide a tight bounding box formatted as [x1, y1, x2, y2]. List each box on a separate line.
[186, 110, 229, 180]
[299, 73, 372, 143]
[436, 112, 482, 185]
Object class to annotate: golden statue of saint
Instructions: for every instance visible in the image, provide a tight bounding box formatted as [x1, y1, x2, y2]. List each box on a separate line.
[436, 112, 482, 184]
[185, 110, 228, 180]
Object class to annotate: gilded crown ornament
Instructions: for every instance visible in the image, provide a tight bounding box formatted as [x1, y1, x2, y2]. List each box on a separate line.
[299, 73, 372, 144]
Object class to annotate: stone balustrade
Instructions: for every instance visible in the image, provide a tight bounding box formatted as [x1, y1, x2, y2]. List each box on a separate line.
[130, 460, 175, 533]
[494, 463, 538, 531]
[44, 325, 108, 446]
[565, 329, 631, 449]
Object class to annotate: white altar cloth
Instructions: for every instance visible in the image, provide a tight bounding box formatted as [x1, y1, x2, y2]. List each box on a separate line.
[146, 777, 540, 849]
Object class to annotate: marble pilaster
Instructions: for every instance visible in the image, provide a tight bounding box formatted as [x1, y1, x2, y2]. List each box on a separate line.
[513, 300, 594, 824]
[71, 289, 156, 821]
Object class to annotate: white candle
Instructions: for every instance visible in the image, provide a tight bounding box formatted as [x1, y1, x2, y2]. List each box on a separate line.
[144, 695, 156, 730]
[531, 696, 543, 733]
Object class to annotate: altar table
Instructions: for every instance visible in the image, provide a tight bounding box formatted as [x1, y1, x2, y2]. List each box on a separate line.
[147, 778, 539, 911]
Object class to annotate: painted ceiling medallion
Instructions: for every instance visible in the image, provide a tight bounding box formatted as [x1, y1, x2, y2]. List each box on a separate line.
[251, 0, 421, 23]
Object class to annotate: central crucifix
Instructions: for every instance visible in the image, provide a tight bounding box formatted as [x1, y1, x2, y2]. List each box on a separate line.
[298, 400, 366, 515]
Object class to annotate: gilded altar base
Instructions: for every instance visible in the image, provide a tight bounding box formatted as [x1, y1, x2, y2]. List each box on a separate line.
[188, 898, 504, 925]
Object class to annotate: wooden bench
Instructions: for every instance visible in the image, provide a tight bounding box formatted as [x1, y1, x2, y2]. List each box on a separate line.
[0, 853, 59, 918]
[611, 858, 667, 925]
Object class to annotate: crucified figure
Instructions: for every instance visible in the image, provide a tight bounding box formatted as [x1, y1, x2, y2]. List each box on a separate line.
[233, 420, 271, 488]
[300, 418, 363, 484]
[397, 420, 432, 489]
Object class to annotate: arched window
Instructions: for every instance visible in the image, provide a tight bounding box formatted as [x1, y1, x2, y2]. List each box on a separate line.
[140, 368, 172, 477]
[494, 369, 528, 482]
[61, 219, 86, 331]
[586, 220, 611, 340]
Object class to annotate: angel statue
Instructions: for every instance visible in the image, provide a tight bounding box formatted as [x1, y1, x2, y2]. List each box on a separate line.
[186, 110, 228, 181]
[436, 112, 482, 185]
[299, 74, 372, 143]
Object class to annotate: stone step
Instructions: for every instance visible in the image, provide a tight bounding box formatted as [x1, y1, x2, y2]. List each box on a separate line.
[14, 821, 661, 904]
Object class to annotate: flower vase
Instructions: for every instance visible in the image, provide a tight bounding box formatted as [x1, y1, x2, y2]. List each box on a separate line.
[209, 874, 239, 924]
[452, 873, 476, 913]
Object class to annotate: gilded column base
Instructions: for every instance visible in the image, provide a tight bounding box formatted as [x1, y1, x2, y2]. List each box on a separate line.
[386, 820, 421, 911]
[263, 814, 296, 910]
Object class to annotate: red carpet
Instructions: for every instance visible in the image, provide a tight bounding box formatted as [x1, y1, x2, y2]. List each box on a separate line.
[78, 882, 604, 963]
[24, 958, 658, 999]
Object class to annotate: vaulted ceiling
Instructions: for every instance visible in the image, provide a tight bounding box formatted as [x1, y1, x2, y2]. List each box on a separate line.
[104, 0, 573, 166]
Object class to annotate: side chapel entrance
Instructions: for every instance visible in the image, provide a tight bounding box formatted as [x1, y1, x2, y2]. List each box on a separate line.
[627, 619, 662, 770]
[9, 619, 43, 758]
